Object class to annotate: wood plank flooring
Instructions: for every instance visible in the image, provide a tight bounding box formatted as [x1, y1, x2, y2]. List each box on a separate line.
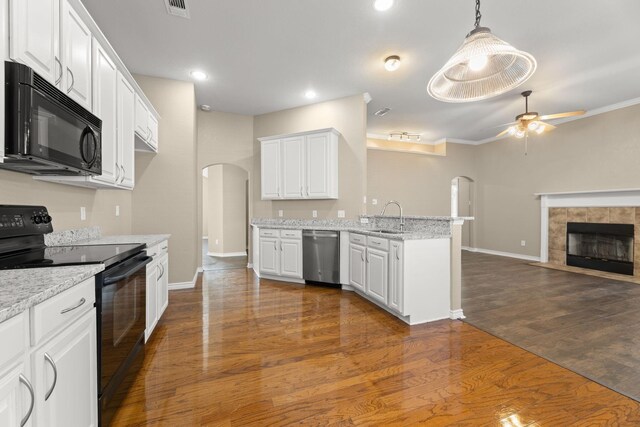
[463, 251, 640, 402]
[111, 267, 640, 426]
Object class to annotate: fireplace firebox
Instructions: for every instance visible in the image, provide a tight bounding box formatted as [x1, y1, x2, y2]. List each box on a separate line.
[566, 222, 634, 275]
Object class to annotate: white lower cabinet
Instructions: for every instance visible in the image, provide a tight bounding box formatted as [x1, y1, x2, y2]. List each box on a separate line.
[32, 310, 97, 427]
[348, 243, 366, 292]
[0, 278, 98, 427]
[388, 241, 404, 314]
[258, 229, 303, 280]
[366, 247, 388, 305]
[145, 240, 170, 342]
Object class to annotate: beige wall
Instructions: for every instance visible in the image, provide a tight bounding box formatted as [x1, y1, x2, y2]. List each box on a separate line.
[474, 104, 640, 257]
[0, 170, 132, 235]
[253, 94, 368, 219]
[367, 143, 478, 217]
[132, 75, 198, 284]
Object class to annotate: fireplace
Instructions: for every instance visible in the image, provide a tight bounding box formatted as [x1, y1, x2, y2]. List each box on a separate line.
[566, 222, 634, 275]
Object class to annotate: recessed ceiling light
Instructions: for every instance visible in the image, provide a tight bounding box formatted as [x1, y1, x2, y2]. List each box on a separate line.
[304, 90, 317, 99]
[200, 104, 211, 111]
[384, 55, 401, 72]
[374, 0, 394, 11]
[190, 70, 208, 81]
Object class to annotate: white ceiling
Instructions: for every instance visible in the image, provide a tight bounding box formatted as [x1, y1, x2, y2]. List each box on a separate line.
[81, 0, 640, 142]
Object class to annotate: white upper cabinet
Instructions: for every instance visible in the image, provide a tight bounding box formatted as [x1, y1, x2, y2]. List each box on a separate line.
[61, 0, 92, 110]
[261, 140, 281, 200]
[148, 114, 159, 151]
[259, 128, 339, 200]
[91, 39, 117, 186]
[134, 94, 158, 152]
[10, 0, 61, 86]
[134, 94, 149, 139]
[117, 72, 136, 189]
[281, 136, 305, 198]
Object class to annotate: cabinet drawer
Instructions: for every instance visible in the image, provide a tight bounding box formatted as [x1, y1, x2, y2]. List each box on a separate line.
[349, 233, 366, 245]
[157, 240, 169, 256]
[146, 243, 159, 258]
[280, 229, 301, 239]
[259, 229, 280, 237]
[367, 236, 389, 251]
[0, 312, 28, 371]
[30, 277, 96, 347]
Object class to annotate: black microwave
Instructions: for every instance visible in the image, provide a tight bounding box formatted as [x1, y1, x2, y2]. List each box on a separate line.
[2, 61, 102, 176]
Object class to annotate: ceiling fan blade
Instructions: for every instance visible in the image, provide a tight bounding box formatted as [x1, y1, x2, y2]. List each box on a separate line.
[496, 128, 511, 138]
[538, 121, 557, 131]
[538, 110, 586, 121]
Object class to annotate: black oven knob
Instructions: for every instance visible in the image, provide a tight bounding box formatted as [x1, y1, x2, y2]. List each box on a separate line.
[42, 214, 52, 224]
[32, 215, 43, 224]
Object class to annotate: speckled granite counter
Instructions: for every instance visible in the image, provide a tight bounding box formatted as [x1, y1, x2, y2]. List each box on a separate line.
[0, 264, 104, 323]
[59, 234, 171, 248]
[250, 216, 472, 240]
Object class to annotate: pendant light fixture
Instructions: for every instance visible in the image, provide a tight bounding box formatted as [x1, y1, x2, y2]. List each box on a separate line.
[427, 0, 537, 103]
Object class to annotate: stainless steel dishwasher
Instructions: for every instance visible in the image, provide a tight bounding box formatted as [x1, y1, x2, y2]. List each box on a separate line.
[302, 230, 340, 285]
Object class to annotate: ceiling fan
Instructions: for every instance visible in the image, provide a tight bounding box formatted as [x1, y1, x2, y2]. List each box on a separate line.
[497, 90, 585, 139]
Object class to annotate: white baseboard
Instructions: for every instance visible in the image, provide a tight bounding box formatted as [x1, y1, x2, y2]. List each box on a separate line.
[463, 247, 540, 262]
[206, 251, 247, 258]
[246, 263, 253, 268]
[450, 309, 465, 320]
[168, 269, 200, 290]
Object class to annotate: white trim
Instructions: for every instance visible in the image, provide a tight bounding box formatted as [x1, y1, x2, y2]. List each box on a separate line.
[246, 263, 253, 269]
[259, 127, 340, 142]
[463, 247, 541, 262]
[535, 188, 640, 197]
[450, 309, 465, 320]
[206, 251, 247, 258]
[259, 274, 305, 284]
[366, 146, 446, 157]
[168, 270, 200, 290]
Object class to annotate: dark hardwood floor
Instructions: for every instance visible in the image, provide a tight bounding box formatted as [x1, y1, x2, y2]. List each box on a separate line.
[463, 250, 640, 402]
[111, 267, 640, 426]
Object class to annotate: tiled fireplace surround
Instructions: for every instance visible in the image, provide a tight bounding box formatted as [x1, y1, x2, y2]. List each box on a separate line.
[539, 189, 640, 277]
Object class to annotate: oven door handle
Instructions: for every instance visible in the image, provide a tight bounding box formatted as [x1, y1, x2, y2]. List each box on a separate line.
[103, 255, 152, 286]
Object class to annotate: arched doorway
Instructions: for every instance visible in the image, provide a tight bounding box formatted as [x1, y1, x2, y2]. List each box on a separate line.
[202, 163, 249, 271]
[451, 176, 475, 249]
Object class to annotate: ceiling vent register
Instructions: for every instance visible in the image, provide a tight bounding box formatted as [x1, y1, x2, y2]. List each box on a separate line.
[164, 0, 190, 19]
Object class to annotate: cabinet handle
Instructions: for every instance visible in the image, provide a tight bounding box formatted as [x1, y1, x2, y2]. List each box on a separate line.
[60, 297, 86, 314]
[395, 247, 400, 260]
[147, 126, 152, 142]
[44, 353, 58, 401]
[300, 186, 303, 196]
[273, 241, 277, 250]
[361, 251, 365, 262]
[54, 57, 62, 86]
[366, 253, 370, 263]
[19, 374, 34, 427]
[115, 163, 121, 182]
[157, 263, 162, 279]
[120, 165, 126, 183]
[162, 246, 168, 250]
[66, 67, 75, 94]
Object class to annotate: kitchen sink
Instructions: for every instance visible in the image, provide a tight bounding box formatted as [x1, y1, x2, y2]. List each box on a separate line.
[370, 229, 406, 234]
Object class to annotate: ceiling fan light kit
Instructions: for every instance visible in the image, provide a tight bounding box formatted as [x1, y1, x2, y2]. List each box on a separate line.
[427, 0, 537, 103]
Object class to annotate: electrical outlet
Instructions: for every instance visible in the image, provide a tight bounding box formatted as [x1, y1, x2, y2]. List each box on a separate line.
[338, 210, 345, 218]
[80, 207, 86, 221]
[372, 199, 378, 205]
[215, 239, 219, 245]
[360, 217, 369, 224]
[115, 205, 120, 217]
[521, 240, 526, 247]
[312, 210, 318, 218]
[278, 210, 283, 217]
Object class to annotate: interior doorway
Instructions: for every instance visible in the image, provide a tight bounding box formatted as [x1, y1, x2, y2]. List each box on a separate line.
[451, 176, 475, 249]
[202, 164, 249, 271]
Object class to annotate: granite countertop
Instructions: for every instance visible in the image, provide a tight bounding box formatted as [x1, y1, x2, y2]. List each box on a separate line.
[250, 219, 452, 240]
[0, 264, 104, 323]
[65, 234, 171, 248]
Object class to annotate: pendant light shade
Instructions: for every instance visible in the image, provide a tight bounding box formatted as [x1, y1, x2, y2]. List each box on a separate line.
[427, 1, 536, 103]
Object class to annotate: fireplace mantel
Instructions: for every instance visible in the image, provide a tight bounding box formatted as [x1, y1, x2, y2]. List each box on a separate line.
[537, 189, 640, 262]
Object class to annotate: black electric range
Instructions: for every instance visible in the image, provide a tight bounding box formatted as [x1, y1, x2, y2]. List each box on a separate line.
[0, 205, 151, 427]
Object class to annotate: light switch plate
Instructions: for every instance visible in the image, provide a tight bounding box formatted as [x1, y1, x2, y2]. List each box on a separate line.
[80, 207, 86, 221]
[521, 240, 526, 247]
[312, 210, 318, 218]
[278, 210, 283, 217]
[363, 196, 367, 204]
[337, 210, 345, 218]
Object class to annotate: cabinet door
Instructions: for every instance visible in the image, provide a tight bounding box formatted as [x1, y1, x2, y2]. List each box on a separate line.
[145, 261, 158, 342]
[259, 237, 280, 275]
[388, 242, 404, 313]
[366, 248, 388, 305]
[281, 136, 304, 199]
[349, 244, 366, 292]
[306, 133, 330, 198]
[91, 39, 117, 185]
[157, 254, 169, 318]
[117, 72, 136, 189]
[134, 95, 150, 139]
[148, 114, 159, 151]
[32, 309, 97, 427]
[0, 361, 34, 427]
[280, 238, 302, 278]
[261, 140, 281, 200]
[61, 0, 92, 110]
[10, 0, 61, 86]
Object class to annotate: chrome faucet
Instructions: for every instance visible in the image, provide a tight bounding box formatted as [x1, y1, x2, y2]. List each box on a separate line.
[381, 200, 404, 232]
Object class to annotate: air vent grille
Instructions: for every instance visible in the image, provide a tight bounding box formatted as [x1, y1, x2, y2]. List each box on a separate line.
[164, 0, 190, 18]
[374, 107, 391, 117]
